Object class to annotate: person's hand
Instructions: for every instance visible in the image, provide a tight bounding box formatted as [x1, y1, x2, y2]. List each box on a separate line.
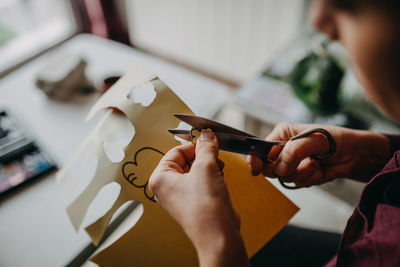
[247, 122, 391, 187]
[149, 130, 249, 267]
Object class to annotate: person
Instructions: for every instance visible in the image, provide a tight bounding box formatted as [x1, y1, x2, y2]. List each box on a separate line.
[148, 0, 400, 266]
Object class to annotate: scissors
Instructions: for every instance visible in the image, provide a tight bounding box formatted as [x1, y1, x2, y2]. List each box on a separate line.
[169, 114, 336, 189]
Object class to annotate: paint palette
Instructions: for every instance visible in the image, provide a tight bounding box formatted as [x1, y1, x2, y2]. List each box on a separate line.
[0, 110, 56, 195]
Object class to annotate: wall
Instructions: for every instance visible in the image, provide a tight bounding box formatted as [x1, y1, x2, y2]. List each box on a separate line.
[126, 0, 305, 84]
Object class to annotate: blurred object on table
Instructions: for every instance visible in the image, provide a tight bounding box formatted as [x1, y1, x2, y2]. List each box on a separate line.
[236, 76, 313, 126]
[35, 52, 95, 101]
[0, 110, 56, 196]
[236, 74, 369, 133]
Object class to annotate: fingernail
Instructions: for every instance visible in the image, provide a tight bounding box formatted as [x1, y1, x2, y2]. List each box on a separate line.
[275, 162, 289, 176]
[199, 130, 214, 141]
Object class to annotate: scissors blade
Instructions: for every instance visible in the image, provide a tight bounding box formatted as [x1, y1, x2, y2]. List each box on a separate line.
[168, 129, 192, 141]
[173, 114, 254, 137]
[168, 129, 249, 143]
[168, 128, 285, 161]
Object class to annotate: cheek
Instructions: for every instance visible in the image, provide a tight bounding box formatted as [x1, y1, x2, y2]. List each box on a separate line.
[337, 13, 400, 106]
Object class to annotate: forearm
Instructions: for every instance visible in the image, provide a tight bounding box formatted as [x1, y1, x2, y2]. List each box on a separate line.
[347, 130, 391, 182]
[150, 133, 250, 266]
[196, 228, 250, 267]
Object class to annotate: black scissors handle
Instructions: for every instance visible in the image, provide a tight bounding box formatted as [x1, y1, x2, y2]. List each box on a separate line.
[276, 128, 336, 189]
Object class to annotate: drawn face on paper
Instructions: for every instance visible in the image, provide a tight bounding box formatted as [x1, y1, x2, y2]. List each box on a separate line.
[122, 147, 164, 202]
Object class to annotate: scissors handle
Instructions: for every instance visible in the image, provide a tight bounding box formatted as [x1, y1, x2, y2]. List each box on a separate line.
[276, 128, 336, 189]
[290, 128, 336, 160]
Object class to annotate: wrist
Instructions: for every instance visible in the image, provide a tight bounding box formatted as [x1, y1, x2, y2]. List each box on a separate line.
[195, 226, 249, 267]
[348, 130, 391, 181]
[383, 134, 400, 156]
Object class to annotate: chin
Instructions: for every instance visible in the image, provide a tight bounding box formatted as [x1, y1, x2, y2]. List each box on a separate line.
[384, 110, 400, 124]
[374, 103, 400, 124]
[357, 75, 400, 123]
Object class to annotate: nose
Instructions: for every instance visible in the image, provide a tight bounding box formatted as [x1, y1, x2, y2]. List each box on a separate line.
[311, 0, 338, 40]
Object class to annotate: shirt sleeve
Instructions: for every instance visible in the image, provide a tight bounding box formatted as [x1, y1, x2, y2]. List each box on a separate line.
[384, 134, 400, 156]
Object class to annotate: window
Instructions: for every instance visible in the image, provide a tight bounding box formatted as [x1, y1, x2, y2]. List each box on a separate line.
[0, 0, 76, 76]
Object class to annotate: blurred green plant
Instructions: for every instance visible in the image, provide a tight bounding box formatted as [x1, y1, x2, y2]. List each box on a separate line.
[290, 43, 344, 116]
[263, 39, 345, 116]
[0, 21, 17, 46]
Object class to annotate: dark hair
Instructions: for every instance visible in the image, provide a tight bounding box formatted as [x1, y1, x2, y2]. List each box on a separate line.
[333, 0, 400, 14]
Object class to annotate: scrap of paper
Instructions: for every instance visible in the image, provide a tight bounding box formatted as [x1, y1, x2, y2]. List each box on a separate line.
[58, 63, 299, 266]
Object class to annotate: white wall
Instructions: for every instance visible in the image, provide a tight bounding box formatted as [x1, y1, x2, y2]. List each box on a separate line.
[126, 0, 305, 84]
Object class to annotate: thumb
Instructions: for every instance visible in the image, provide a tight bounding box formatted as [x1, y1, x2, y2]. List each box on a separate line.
[192, 130, 219, 170]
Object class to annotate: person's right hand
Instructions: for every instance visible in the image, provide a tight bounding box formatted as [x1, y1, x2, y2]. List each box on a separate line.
[149, 130, 249, 267]
[247, 122, 391, 187]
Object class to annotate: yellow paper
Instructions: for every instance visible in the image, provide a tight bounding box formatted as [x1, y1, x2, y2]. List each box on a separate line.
[58, 63, 298, 266]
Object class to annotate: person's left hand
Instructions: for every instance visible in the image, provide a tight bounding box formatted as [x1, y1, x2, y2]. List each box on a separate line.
[149, 130, 249, 267]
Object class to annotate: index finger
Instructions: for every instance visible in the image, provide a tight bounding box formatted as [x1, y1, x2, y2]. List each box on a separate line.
[159, 143, 196, 172]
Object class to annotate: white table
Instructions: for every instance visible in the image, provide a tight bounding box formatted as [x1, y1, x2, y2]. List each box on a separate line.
[0, 34, 230, 267]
